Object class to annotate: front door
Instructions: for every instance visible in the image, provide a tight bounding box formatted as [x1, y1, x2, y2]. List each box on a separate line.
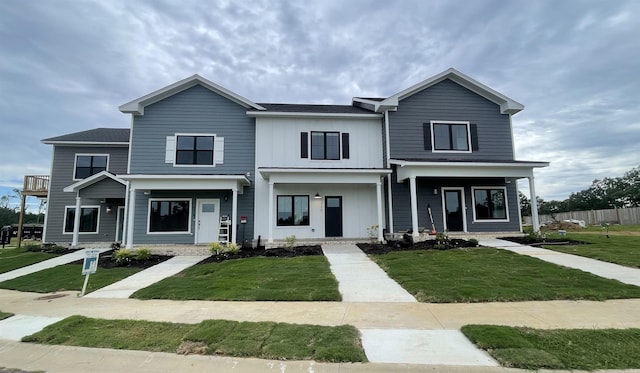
[196, 199, 220, 244]
[325, 196, 343, 237]
[443, 188, 465, 232]
[115, 206, 125, 242]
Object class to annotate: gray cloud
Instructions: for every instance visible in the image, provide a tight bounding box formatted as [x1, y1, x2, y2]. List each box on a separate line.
[1, 0, 638, 203]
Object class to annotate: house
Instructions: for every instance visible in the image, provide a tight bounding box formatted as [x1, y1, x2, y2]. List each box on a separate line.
[41, 68, 547, 248]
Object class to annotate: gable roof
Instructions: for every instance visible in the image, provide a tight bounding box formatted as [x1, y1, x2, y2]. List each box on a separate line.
[42, 128, 130, 144]
[63, 171, 127, 193]
[119, 74, 265, 115]
[353, 68, 524, 115]
[257, 103, 374, 114]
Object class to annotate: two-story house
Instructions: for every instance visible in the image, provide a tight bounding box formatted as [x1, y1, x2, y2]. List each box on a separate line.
[41, 68, 546, 249]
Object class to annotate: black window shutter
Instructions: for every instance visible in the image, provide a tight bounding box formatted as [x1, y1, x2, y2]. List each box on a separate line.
[470, 123, 479, 151]
[300, 132, 308, 158]
[423, 123, 431, 150]
[342, 133, 350, 159]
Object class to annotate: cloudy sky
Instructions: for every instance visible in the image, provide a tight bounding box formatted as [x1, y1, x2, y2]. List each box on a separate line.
[1, 0, 639, 210]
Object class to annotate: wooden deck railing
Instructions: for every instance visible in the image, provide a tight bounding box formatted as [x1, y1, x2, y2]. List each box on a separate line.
[23, 175, 49, 197]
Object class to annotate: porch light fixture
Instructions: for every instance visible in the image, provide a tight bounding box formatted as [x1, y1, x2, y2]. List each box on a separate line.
[433, 188, 438, 195]
[106, 206, 112, 213]
[314, 193, 321, 199]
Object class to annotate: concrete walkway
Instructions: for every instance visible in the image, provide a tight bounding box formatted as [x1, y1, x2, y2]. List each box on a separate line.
[0, 248, 111, 283]
[321, 244, 416, 302]
[85, 255, 209, 298]
[480, 238, 640, 287]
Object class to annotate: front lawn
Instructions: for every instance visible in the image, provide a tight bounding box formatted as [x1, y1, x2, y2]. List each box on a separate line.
[543, 233, 640, 268]
[0, 311, 13, 320]
[132, 256, 341, 301]
[462, 325, 640, 370]
[0, 263, 140, 293]
[23, 315, 367, 362]
[0, 246, 59, 274]
[371, 248, 640, 302]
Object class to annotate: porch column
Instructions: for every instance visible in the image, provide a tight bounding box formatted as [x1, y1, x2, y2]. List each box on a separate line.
[409, 176, 419, 239]
[386, 175, 394, 234]
[231, 187, 238, 244]
[268, 181, 274, 243]
[126, 188, 136, 249]
[376, 180, 384, 242]
[72, 194, 81, 246]
[122, 182, 129, 247]
[528, 176, 541, 232]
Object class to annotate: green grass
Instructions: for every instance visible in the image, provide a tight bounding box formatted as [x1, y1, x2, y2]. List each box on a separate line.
[543, 233, 640, 268]
[581, 224, 640, 233]
[0, 263, 140, 293]
[0, 311, 13, 320]
[23, 315, 367, 362]
[462, 325, 640, 370]
[132, 256, 341, 301]
[0, 245, 59, 274]
[371, 248, 640, 302]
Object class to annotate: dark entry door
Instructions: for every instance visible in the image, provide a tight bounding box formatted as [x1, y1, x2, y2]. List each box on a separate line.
[325, 196, 343, 237]
[444, 190, 464, 231]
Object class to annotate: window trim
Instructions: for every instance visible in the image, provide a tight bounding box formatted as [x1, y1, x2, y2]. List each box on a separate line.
[62, 205, 100, 234]
[73, 154, 109, 180]
[471, 186, 510, 223]
[172, 133, 217, 168]
[310, 131, 341, 160]
[430, 121, 472, 154]
[276, 195, 310, 227]
[146, 198, 193, 234]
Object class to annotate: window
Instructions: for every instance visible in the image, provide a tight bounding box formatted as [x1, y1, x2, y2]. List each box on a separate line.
[64, 206, 99, 234]
[311, 132, 340, 160]
[74, 155, 108, 179]
[277, 195, 309, 226]
[431, 121, 471, 152]
[176, 135, 214, 165]
[148, 199, 191, 233]
[473, 187, 508, 221]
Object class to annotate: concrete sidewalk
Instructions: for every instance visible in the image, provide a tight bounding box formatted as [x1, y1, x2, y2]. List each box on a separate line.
[0, 248, 111, 283]
[480, 238, 640, 287]
[322, 244, 416, 302]
[85, 255, 209, 298]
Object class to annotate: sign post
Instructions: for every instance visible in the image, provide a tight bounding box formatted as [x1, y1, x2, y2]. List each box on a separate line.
[80, 249, 100, 296]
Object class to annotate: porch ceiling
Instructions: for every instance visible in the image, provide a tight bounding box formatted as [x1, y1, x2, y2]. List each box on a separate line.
[258, 168, 391, 184]
[391, 160, 549, 182]
[119, 174, 250, 193]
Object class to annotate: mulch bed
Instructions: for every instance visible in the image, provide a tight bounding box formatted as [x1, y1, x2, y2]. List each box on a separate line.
[199, 245, 323, 264]
[69, 249, 173, 269]
[499, 236, 588, 246]
[357, 239, 475, 255]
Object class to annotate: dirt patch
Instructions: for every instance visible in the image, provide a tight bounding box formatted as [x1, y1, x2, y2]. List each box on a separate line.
[499, 236, 588, 246]
[177, 340, 208, 355]
[199, 245, 323, 264]
[358, 239, 476, 255]
[540, 221, 584, 232]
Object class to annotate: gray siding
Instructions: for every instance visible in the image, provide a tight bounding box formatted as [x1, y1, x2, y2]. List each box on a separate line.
[129, 84, 255, 175]
[391, 173, 521, 233]
[44, 145, 128, 244]
[79, 179, 126, 199]
[128, 84, 256, 243]
[388, 79, 514, 161]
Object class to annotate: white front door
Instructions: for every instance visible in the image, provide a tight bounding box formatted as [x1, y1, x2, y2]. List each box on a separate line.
[196, 199, 220, 244]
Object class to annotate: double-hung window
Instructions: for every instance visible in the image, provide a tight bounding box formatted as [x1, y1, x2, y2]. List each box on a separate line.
[472, 187, 508, 221]
[148, 199, 191, 233]
[64, 206, 99, 234]
[277, 195, 309, 226]
[176, 135, 214, 165]
[431, 121, 471, 152]
[74, 155, 108, 179]
[311, 132, 340, 160]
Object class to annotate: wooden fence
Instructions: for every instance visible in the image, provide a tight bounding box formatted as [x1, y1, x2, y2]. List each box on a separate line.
[523, 206, 640, 226]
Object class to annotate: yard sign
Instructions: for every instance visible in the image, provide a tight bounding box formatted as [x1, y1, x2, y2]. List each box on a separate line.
[80, 249, 101, 296]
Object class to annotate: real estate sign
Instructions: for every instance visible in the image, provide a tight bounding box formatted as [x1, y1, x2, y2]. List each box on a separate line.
[82, 249, 101, 275]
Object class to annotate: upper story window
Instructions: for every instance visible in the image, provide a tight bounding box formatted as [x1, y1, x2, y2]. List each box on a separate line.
[176, 135, 214, 165]
[431, 121, 471, 152]
[301, 132, 349, 160]
[74, 154, 108, 179]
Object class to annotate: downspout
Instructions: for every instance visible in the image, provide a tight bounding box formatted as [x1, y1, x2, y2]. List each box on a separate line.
[384, 110, 394, 234]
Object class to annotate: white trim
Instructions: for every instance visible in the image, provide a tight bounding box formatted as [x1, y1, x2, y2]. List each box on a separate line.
[391, 160, 548, 181]
[64, 170, 127, 193]
[115, 206, 125, 242]
[384, 110, 394, 234]
[146, 198, 192, 235]
[259, 169, 391, 185]
[247, 111, 382, 119]
[127, 115, 133, 175]
[441, 187, 467, 232]
[470, 186, 510, 223]
[430, 120, 472, 154]
[119, 74, 265, 114]
[170, 133, 218, 168]
[41, 141, 129, 146]
[72, 154, 110, 181]
[63, 205, 100, 235]
[121, 175, 249, 193]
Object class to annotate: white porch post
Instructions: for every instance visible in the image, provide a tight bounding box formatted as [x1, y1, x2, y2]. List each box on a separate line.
[409, 176, 419, 239]
[268, 181, 274, 243]
[122, 181, 129, 247]
[386, 175, 394, 234]
[376, 180, 384, 242]
[528, 175, 541, 232]
[72, 194, 81, 246]
[231, 188, 238, 244]
[126, 187, 136, 249]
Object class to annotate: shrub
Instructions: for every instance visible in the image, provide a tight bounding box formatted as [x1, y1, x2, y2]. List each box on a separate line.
[226, 242, 239, 254]
[24, 243, 43, 252]
[210, 242, 224, 254]
[467, 238, 479, 247]
[115, 248, 134, 265]
[284, 235, 296, 249]
[136, 248, 152, 261]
